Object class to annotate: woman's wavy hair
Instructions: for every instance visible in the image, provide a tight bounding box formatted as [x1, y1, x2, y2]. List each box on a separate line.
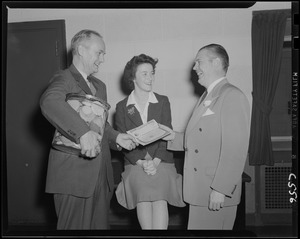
[122, 54, 158, 91]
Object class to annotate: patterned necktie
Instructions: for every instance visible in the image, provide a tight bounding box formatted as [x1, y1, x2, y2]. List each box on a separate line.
[87, 76, 96, 95]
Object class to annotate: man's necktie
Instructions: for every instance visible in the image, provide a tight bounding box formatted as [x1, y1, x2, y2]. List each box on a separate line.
[198, 90, 207, 107]
[87, 76, 96, 95]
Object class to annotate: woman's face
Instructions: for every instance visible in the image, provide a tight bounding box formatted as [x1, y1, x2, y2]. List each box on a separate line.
[133, 63, 155, 92]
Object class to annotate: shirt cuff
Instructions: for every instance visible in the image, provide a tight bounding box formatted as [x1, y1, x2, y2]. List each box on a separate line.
[116, 143, 122, 151]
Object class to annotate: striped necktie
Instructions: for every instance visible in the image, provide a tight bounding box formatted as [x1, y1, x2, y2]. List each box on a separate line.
[87, 76, 96, 95]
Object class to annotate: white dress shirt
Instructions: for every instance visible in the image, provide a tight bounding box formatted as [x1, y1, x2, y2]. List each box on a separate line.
[207, 76, 226, 95]
[126, 91, 158, 124]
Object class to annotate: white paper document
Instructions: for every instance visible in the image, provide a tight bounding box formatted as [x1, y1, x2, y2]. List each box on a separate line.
[127, 119, 171, 146]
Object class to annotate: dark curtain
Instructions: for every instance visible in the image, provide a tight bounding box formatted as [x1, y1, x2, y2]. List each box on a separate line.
[249, 10, 289, 166]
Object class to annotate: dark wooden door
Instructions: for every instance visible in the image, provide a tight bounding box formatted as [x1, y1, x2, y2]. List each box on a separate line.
[5, 20, 67, 226]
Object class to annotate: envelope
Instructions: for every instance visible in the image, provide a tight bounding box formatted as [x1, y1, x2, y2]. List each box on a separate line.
[203, 108, 215, 116]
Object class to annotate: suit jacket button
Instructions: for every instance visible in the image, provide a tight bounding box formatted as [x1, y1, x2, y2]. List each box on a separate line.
[194, 168, 197, 171]
[195, 149, 199, 153]
[199, 128, 202, 131]
[184, 147, 188, 152]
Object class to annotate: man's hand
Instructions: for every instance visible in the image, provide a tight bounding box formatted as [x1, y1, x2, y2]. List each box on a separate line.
[116, 133, 139, 150]
[79, 130, 102, 158]
[209, 189, 225, 211]
[159, 124, 175, 141]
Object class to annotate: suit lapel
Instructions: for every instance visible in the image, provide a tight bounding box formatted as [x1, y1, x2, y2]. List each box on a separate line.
[126, 104, 143, 127]
[147, 102, 160, 122]
[69, 64, 92, 95]
[87, 75, 104, 99]
[186, 94, 209, 133]
[186, 79, 229, 133]
[126, 96, 161, 127]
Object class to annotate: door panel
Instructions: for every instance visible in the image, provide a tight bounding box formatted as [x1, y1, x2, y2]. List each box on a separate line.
[6, 20, 66, 225]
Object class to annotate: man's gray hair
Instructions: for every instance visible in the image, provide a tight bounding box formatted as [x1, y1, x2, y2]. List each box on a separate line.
[71, 29, 103, 55]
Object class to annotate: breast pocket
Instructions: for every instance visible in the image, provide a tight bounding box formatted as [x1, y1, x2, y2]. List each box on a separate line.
[202, 108, 215, 117]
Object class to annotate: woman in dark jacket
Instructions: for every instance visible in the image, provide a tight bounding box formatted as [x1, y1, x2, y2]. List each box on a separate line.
[115, 54, 185, 229]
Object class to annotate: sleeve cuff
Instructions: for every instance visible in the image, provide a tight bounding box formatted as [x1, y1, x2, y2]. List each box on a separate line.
[153, 157, 161, 166]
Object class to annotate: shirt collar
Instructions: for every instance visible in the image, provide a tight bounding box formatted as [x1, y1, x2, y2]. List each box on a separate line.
[126, 91, 158, 107]
[207, 77, 226, 95]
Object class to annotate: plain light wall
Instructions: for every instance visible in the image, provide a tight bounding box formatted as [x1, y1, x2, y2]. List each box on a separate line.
[7, 1, 292, 216]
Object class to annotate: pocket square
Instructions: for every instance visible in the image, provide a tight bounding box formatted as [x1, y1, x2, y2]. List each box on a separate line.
[203, 108, 214, 116]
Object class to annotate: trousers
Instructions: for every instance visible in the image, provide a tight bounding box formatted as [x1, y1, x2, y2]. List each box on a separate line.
[54, 173, 113, 229]
[188, 204, 237, 230]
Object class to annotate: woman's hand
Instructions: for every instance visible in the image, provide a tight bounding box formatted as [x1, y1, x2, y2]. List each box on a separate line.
[159, 124, 176, 141]
[136, 158, 160, 175]
[143, 160, 157, 175]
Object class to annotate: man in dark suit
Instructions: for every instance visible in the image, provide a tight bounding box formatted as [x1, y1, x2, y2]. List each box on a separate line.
[40, 29, 138, 229]
[162, 44, 250, 229]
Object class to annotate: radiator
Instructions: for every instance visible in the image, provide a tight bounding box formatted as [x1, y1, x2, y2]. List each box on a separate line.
[260, 163, 293, 213]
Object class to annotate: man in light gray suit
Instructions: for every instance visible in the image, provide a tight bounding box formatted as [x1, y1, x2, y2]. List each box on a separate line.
[162, 44, 250, 230]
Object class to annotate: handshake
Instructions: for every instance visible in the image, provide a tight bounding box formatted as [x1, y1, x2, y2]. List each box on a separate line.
[78, 124, 175, 158]
[79, 130, 139, 158]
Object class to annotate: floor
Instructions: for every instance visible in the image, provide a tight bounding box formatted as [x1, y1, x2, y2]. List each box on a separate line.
[3, 196, 296, 237]
[245, 225, 295, 238]
[3, 224, 296, 238]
